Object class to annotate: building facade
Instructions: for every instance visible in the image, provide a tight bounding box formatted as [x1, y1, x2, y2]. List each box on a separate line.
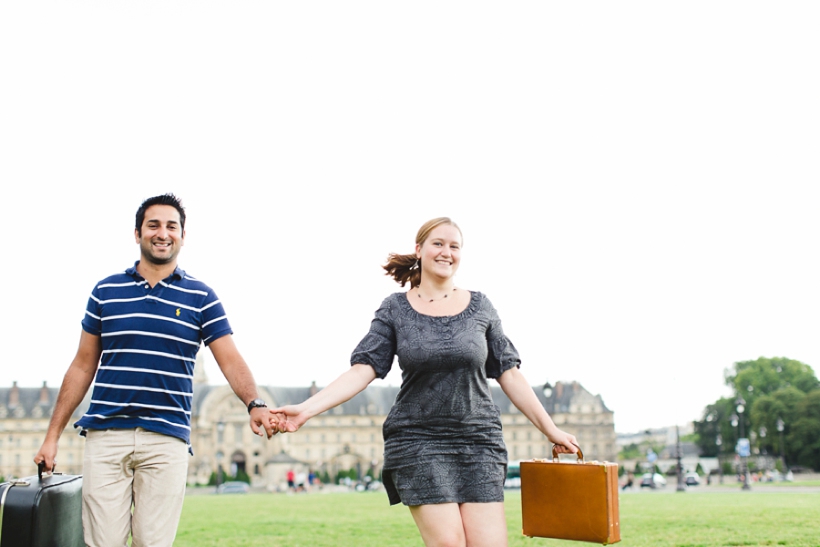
[2, 374, 616, 489]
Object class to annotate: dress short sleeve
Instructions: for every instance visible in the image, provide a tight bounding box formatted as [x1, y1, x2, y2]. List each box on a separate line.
[350, 296, 397, 379]
[483, 297, 521, 379]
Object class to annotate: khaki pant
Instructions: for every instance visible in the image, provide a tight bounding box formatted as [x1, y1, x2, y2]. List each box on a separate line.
[82, 427, 189, 547]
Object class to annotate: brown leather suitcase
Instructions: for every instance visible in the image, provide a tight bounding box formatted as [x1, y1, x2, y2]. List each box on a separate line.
[0, 464, 84, 547]
[520, 447, 621, 544]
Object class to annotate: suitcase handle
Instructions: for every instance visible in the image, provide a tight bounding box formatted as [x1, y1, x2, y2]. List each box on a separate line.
[552, 444, 584, 463]
[37, 461, 54, 481]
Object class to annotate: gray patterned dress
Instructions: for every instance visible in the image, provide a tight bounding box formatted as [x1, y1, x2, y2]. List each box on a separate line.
[350, 291, 520, 506]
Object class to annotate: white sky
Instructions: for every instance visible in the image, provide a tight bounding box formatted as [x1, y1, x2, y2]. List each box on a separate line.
[2, 2, 818, 434]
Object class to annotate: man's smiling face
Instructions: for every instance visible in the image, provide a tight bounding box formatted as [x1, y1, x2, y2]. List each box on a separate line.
[135, 204, 185, 265]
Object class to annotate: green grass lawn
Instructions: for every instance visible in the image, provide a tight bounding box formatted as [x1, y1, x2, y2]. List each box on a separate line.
[176, 489, 820, 547]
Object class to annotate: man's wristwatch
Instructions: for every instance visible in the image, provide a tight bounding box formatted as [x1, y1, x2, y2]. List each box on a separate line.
[247, 398, 267, 414]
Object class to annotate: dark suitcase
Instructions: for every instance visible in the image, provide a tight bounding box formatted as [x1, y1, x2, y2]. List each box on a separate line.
[0, 464, 84, 547]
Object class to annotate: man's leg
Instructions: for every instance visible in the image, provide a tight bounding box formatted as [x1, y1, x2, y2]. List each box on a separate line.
[131, 428, 189, 547]
[82, 429, 136, 547]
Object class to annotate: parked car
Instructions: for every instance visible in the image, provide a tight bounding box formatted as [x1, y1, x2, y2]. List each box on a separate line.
[640, 473, 667, 488]
[216, 481, 250, 494]
[685, 473, 700, 486]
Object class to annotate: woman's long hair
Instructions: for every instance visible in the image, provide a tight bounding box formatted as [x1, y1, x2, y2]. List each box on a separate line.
[382, 217, 462, 288]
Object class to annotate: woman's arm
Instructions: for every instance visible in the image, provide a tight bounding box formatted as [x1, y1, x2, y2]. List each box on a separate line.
[270, 364, 377, 433]
[497, 366, 578, 453]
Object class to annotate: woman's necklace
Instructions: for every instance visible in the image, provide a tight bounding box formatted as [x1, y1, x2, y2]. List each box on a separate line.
[417, 288, 457, 302]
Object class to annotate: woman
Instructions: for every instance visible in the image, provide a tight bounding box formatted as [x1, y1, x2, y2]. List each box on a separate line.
[270, 217, 577, 547]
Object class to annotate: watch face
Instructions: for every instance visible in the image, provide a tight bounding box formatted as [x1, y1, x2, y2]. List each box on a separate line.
[248, 399, 266, 410]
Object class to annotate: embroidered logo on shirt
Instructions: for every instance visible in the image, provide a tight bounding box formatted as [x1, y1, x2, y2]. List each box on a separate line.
[176, 308, 181, 317]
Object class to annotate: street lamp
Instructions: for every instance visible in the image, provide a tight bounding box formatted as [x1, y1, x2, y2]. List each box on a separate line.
[216, 420, 226, 491]
[733, 397, 751, 491]
[716, 434, 723, 484]
[776, 418, 786, 473]
[675, 425, 685, 492]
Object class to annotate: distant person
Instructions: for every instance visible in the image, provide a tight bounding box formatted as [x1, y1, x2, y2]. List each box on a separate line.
[269, 217, 578, 547]
[622, 472, 634, 490]
[287, 469, 296, 491]
[34, 193, 275, 547]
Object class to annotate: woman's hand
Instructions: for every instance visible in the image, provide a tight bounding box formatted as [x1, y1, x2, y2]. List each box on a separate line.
[268, 405, 309, 433]
[547, 429, 579, 454]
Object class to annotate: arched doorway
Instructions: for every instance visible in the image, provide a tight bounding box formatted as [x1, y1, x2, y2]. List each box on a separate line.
[230, 450, 247, 477]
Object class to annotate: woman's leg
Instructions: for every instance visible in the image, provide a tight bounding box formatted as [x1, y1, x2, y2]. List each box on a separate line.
[409, 503, 466, 547]
[460, 502, 508, 547]
[409, 502, 508, 547]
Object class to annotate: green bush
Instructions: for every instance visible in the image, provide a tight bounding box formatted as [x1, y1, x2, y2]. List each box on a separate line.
[233, 469, 251, 484]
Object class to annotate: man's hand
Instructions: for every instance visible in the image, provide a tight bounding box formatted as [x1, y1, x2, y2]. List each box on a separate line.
[249, 406, 276, 439]
[34, 439, 59, 473]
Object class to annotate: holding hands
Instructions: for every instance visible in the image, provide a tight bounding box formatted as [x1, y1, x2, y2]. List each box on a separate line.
[268, 405, 309, 434]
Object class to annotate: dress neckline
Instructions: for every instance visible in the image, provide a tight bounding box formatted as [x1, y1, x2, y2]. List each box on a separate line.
[399, 290, 479, 320]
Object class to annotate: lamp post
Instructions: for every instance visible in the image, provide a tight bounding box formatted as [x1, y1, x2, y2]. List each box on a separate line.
[215, 420, 226, 491]
[776, 418, 786, 473]
[675, 424, 685, 492]
[731, 397, 751, 490]
[716, 434, 723, 484]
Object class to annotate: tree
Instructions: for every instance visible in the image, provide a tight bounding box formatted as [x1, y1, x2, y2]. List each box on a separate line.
[696, 357, 819, 462]
[725, 357, 818, 402]
[750, 386, 804, 461]
[694, 397, 736, 457]
[788, 390, 820, 471]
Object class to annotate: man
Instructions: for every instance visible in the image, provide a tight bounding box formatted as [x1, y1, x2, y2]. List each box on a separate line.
[34, 193, 274, 547]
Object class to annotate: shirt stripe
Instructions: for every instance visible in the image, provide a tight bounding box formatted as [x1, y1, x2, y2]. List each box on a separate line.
[75, 263, 232, 445]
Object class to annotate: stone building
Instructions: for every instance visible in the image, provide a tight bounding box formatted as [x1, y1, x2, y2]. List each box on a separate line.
[2, 373, 616, 488]
[0, 381, 88, 479]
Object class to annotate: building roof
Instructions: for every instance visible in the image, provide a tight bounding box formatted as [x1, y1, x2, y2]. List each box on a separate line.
[1, 379, 612, 420]
[208, 380, 613, 417]
[0, 383, 89, 420]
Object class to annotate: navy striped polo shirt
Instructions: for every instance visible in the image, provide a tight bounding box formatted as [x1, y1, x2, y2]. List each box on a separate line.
[75, 262, 232, 444]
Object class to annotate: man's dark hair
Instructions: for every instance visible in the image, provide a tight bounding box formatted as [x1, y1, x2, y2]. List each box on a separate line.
[135, 193, 186, 235]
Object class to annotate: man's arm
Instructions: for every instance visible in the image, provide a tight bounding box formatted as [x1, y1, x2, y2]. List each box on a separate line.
[208, 334, 275, 439]
[34, 330, 102, 472]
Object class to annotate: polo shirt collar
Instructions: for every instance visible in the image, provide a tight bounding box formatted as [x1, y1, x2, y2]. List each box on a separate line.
[126, 261, 186, 282]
